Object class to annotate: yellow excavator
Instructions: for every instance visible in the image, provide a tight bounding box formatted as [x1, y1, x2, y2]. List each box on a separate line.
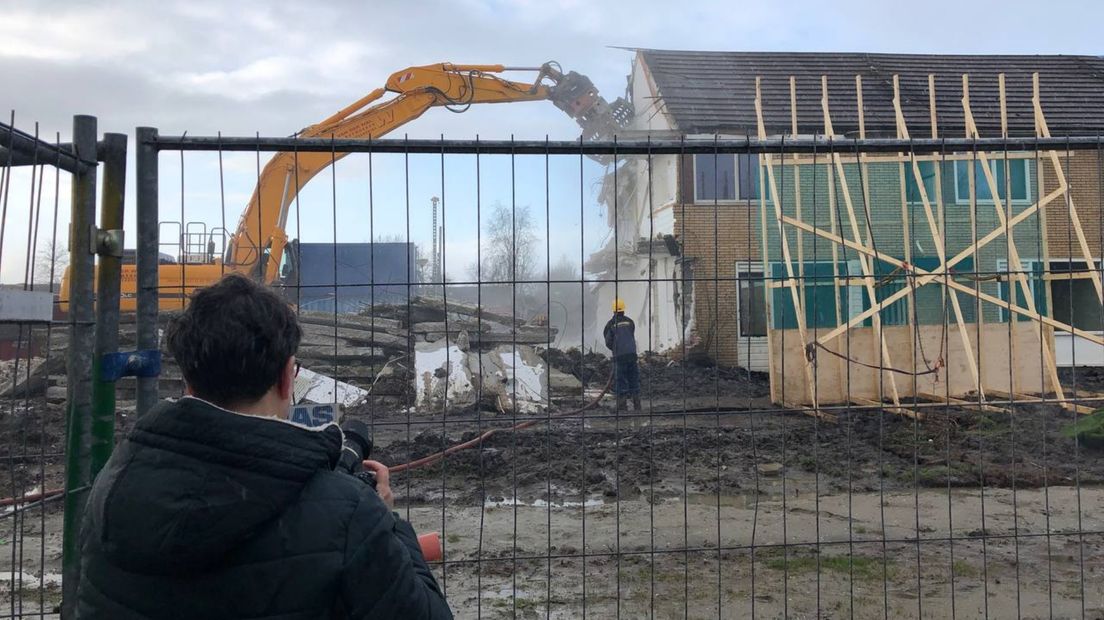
[62, 62, 632, 311]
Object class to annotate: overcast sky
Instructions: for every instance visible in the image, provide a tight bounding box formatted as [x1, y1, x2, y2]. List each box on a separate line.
[3, 0, 1103, 284]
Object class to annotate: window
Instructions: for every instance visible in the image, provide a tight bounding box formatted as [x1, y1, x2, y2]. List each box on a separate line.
[904, 160, 939, 204]
[1050, 261, 1103, 331]
[737, 267, 768, 337]
[997, 259, 1046, 322]
[770, 262, 849, 330]
[694, 153, 760, 202]
[954, 158, 1029, 204]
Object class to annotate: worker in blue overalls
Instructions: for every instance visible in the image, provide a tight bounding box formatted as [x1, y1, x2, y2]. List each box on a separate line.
[603, 298, 641, 411]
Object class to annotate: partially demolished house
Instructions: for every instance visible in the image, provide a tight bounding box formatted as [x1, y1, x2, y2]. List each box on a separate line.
[595, 50, 1104, 390]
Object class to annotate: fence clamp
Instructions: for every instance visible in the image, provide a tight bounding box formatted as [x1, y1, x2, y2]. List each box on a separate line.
[91, 226, 124, 258]
[100, 350, 161, 382]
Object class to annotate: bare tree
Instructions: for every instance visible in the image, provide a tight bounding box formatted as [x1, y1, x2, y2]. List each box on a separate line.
[549, 253, 580, 283]
[34, 238, 68, 284]
[373, 233, 406, 243]
[474, 202, 538, 284]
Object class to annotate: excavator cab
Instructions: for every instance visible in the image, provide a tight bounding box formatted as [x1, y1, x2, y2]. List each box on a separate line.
[272, 238, 300, 299]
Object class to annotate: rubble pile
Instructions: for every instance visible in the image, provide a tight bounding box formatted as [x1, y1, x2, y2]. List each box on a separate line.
[10, 297, 581, 415]
[297, 295, 572, 410]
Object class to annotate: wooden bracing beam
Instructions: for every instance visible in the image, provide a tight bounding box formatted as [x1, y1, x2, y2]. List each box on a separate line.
[759, 70, 1098, 409]
[820, 75, 904, 409]
[892, 74, 982, 396]
[849, 396, 924, 421]
[1032, 73, 1104, 304]
[775, 211, 1104, 346]
[914, 392, 1010, 414]
[756, 77, 817, 407]
[961, 74, 1064, 402]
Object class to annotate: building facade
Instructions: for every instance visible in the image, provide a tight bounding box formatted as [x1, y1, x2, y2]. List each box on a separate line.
[591, 50, 1104, 369]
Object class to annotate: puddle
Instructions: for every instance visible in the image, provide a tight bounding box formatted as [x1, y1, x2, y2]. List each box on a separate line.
[485, 497, 606, 509]
[673, 492, 761, 508]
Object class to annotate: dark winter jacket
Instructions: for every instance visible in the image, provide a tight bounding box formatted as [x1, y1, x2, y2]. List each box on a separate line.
[77, 396, 453, 620]
[603, 313, 638, 360]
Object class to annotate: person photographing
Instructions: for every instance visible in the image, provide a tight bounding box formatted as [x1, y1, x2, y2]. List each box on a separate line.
[77, 274, 452, 619]
[603, 298, 642, 411]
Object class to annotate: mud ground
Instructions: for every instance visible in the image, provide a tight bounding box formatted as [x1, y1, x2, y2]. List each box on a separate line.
[369, 395, 1104, 506]
[2, 360, 1104, 617]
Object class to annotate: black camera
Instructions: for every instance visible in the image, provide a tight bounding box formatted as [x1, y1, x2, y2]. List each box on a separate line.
[336, 419, 376, 488]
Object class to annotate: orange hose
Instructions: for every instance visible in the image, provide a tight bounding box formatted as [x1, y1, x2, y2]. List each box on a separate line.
[0, 488, 63, 507]
[389, 370, 614, 474]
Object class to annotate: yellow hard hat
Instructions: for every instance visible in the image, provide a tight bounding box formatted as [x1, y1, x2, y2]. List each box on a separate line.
[612, 298, 626, 313]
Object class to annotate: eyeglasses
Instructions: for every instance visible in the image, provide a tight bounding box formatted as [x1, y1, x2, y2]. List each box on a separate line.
[292, 361, 303, 406]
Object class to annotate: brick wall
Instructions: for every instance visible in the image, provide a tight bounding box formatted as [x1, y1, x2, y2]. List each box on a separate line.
[1040, 151, 1104, 258]
[674, 203, 759, 366]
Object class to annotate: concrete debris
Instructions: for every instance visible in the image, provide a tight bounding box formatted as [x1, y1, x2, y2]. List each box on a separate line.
[293, 367, 368, 407]
[414, 342, 473, 411]
[45, 385, 66, 403]
[0, 356, 53, 398]
[414, 341, 552, 414]
[33, 296, 563, 409]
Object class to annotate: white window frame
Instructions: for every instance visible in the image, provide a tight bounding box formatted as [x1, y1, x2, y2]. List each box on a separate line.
[1046, 257, 1104, 333]
[735, 261, 768, 338]
[996, 257, 1043, 322]
[953, 157, 1032, 206]
[692, 153, 759, 205]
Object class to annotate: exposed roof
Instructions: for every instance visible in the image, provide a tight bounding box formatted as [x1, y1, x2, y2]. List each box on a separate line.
[639, 50, 1104, 137]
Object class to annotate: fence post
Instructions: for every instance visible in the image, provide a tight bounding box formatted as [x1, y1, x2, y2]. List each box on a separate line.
[90, 133, 126, 474]
[135, 127, 159, 416]
[61, 114, 98, 618]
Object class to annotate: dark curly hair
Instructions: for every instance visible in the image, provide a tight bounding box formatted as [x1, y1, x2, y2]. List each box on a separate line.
[166, 274, 301, 407]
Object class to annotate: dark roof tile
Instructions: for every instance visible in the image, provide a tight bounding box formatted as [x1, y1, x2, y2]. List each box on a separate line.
[640, 50, 1104, 136]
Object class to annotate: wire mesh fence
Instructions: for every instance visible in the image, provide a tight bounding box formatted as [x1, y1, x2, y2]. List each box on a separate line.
[4, 114, 1104, 617]
[130, 130, 1104, 619]
[0, 115, 76, 618]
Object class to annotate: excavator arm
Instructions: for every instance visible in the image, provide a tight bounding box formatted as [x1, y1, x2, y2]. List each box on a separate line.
[228, 62, 632, 283]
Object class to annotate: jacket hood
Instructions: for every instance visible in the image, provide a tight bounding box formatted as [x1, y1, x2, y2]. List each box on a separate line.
[88, 397, 343, 575]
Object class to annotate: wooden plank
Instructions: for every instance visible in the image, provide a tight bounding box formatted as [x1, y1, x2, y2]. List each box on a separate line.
[928, 74, 938, 140]
[894, 74, 982, 397]
[985, 389, 1096, 415]
[297, 345, 385, 362]
[915, 391, 1009, 414]
[783, 400, 838, 423]
[790, 75, 805, 312]
[782, 211, 1104, 347]
[823, 74, 902, 408]
[850, 395, 924, 420]
[758, 76, 817, 407]
[773, 322, 1046, 406]
[897, 75, 917, 387]
[1057, 389, 1104, 400]
[999, 74, 1009, 138]
[963, 75, 1062, 400]
[1032, 72, 1104, 304]
[785, 152, 1045, 165]
[828, 161, 843, 333]
[298, 312, 404, 332]
[299, 322, 408, 348]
